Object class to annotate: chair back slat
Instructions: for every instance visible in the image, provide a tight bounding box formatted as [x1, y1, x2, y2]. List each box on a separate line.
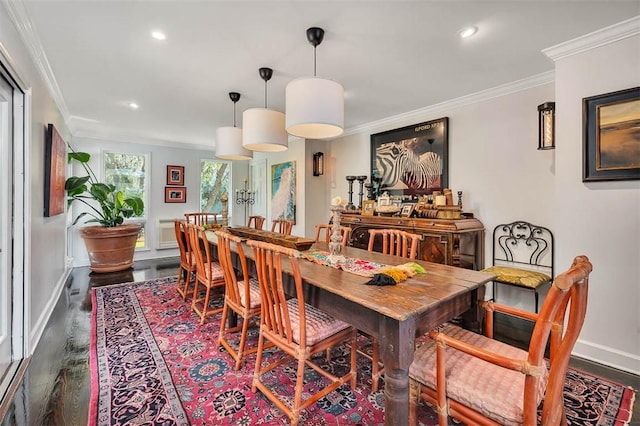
[247, 215, 265, 229]
[248, 240, 304, 347]
[187, 223, 211, 282]
[174, 219, 191, 265]
[271, 219, 293, 235]
[215, 230, 243, 306]
[185, 212, 219, 226]
[367, 229, 422, 259]
[314, 224, 351, 246]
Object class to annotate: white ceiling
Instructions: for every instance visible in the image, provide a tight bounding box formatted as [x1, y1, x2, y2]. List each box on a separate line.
[10, 1, 640, 149]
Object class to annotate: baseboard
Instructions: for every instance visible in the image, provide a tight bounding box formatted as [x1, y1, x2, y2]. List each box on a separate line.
[28, 266, 72, 354]
[573, 339, 640, 376]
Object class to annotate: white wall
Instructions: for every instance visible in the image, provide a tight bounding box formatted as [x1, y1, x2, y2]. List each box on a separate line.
[553, 34, 640, 374]
[69, 137, 249, 267]
[0, 3, 71, 352]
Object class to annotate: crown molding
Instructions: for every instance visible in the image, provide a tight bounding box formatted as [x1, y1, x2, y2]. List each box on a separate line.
[340, 71, 555, 139]
[543, 15, 640, 62]
[4, 0, 72, 127]
[72, 127, 215, 152]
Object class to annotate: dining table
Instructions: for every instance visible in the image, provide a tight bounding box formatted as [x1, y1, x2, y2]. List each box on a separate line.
[205, 230, 496, 426]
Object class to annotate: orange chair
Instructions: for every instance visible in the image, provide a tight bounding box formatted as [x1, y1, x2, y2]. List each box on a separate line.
[215, 230, 264, 370]
[409, 256, 592, 426]
[314, 224, 351, 246]
[186, 223, 225, 324]
[247, 240, 357, 425]
[174, 219, 195, 300]
[364, 228, 423, 390]
[270, 218, 293, 235]
[184, 212, 219, 227]
[247, 215, 265, 230]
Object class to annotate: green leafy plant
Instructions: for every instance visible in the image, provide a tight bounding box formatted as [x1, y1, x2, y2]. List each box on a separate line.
[65, 147, 144, 227]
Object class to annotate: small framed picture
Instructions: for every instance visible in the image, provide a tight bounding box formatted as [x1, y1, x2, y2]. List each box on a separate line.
[167, 165, 185, 186]
[400, 203, 415, 218]
[165, 187, 186, 203]
[362, 200, 375, 216]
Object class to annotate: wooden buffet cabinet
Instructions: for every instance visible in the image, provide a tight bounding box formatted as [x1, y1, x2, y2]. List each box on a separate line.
[341, 214, 485, 270]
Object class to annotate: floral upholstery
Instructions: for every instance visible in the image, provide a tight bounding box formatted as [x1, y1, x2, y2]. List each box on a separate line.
[204, 262, 224, 280]
[237, 278, 261, 308]
[482, 265, 551, 289]
[285, 298, 351, 346]
[410, 323, 549, 426]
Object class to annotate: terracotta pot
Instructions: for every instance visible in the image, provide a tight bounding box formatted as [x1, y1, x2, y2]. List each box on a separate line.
[80, 223, 142, 273]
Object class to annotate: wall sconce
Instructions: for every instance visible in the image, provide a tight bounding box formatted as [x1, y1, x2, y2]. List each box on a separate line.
[537, 102, 555, 150]
[313, 152, 324, 176]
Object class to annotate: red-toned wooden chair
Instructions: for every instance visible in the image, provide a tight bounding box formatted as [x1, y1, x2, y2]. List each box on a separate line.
[174, 219, 195, 300]
[314, 224, 351, 246]
[186, 223, 225, 324]
[270, 218, 293, 235]
[364, 228, 423, 390]
[184, 212, 219, 227]
[247, 215, 265, 230]
[247, 239, 357, 426]
[409, 255, 592, 426]
[215, 229, 263, 370]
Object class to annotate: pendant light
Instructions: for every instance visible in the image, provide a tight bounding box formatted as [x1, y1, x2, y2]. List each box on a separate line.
[286, 27, 344, 140]
[242, 67, 288, 152]
[215, 92, 252, 160]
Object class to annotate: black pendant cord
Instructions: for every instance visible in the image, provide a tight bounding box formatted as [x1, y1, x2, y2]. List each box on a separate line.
[233, 102, 237, 127]
[313, 45, 317, 77]
[264, 80, 268, 108]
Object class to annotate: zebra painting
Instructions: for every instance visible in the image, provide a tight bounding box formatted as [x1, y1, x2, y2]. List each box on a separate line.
[375, 138, 442, 193]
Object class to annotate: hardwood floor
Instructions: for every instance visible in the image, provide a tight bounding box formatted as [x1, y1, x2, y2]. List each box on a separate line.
[1, 257, 638, 425]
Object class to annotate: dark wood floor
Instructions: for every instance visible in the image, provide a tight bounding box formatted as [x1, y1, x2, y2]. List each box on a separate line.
[1, 257, 638, 425]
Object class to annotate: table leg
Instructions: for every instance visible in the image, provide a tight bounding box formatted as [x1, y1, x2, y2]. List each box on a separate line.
[461, 286, 486, 333]
[380, 317, 415, 426]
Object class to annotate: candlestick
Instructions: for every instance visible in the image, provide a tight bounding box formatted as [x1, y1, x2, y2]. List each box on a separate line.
[356, 175, 367, 210]
[345, 176, 357, 210]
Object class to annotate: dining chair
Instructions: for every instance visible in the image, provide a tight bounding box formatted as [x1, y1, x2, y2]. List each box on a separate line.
[174, 219, 196, 300]
[184, 212, 219, 227]
[270, 218, 293, 235]
[481, 221, 554, 313]
[215, 230, 264, 370]
[363, 228, 423, 390]
[314, 224, 351, 246]
[409, 255, 592, 426]
[247, 239, 357, 426]
[186, 223, 225, 324]
[247, 215, 265, 230]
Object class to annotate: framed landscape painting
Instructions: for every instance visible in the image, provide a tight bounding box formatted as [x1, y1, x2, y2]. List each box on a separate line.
[271, 161, 296, 223]
[583, 87, 640, 181]
[371, 117, 448, 198]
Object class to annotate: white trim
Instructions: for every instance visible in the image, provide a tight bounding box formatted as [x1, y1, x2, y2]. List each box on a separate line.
[339, 71, 555, 139]
[0, 41, 29, 91]
[543, 16, 640, 61]
[76, 128, 213, 152]
[3, 0, 71, 128]
[28, 266, 71, 353]
[21, 89, 31, 356]
[573, 339, 640, 376]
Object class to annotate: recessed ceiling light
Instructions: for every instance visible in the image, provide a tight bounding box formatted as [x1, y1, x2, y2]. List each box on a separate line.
[151, 31, 166, 41]
[459, 26, 478, 39]
[128, 102, 139, 109]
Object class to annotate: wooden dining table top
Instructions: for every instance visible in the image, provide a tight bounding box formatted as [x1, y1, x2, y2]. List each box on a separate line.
[205, 231, 495, 324]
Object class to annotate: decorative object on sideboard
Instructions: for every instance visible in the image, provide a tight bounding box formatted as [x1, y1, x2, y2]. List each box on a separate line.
[582, 86, 639, 182]
[286, 27, 344, 139]
[166, 165, 184, 186]
[457, 191, 463, 209]
[313, 152, 324, 176]
[537, 102, 555, 150]
[216, 92, 252, 160]
[243, 67, 288, 152]
[371, 117, 449, 198]
[345, 176, 357, 210]
[356, 175, 367, 210]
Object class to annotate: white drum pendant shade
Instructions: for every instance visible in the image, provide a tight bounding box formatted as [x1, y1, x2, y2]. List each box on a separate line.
[286, 76, 344, 139]
[215, 126, 252, 160]
[242, 107, 288, 152]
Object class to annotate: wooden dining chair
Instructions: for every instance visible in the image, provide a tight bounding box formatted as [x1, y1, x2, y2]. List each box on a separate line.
[174, 219, 196, 300]
[186, 223, 225, 324]
[409, 255, 592, 426]
[247, 239, 357, 426]
[314, 224, 351, 246]
[362, 228, 423, 390]
[247, 215, 265, 230]
[215, 230, 264, 370]
[184, 212, 219, 227]
[270, 218, 293, 235]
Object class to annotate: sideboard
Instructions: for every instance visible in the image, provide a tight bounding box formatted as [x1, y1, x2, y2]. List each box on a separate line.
[340, 214, 485, 270]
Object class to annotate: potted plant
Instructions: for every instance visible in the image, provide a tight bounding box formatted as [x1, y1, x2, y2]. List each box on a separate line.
[65, 146, 144, 273]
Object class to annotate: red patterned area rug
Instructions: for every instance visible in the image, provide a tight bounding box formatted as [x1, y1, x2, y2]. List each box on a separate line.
[89, 277, 636, 425]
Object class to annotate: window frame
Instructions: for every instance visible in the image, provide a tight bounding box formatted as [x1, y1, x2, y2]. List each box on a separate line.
[199, 158, 232, 220]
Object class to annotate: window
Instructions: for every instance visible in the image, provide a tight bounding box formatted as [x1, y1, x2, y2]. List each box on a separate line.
[103, 151, 149, 249]
[200, 160, 230, 214]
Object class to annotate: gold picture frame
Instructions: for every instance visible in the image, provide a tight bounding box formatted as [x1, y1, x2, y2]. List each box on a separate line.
[361, 200, 375, 216]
